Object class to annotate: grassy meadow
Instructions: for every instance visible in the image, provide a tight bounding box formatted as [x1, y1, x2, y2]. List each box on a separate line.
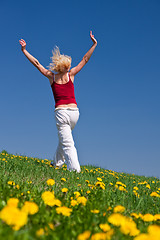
[0, 150, 160, 240]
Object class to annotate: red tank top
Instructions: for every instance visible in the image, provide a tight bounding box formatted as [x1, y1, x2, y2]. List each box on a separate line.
[51, 72, 77, 108]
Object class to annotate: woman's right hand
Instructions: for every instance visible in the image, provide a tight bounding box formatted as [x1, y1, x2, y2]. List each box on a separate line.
[19, 39, 26, 51]
[90, 31, 97, 45]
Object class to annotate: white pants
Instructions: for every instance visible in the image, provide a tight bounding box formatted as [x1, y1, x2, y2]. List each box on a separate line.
[53, 108, 81, 173]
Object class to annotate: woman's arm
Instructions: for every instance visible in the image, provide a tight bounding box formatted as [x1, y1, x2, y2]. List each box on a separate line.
[70, 31, 97, 76]
[19, 39, 53, 83]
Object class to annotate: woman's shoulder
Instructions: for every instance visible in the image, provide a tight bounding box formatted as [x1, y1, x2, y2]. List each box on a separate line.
[48, 71, 54, 86]
[68, 70, 74, 83]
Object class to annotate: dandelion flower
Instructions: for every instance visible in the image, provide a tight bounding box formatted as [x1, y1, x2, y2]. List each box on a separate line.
[8, 181, 15, 186]
[7, 198, 19, 208]
[77, 196, 87, 206]
[41, 191, 55, 206]
[108, 213, 126, 226]
[74, 191, 81, 198]
[142, 214, 154, 222]
[99, 223, 111, 232]
[120, 219, 140, 236]
[56, 206, 72, 216]
[154, 214, 160, 221]
[48, 223, 54, 230]
[71, 200, 78, 207]
[150, 192, 160, 197]
[46, 179, 55, 186]
[91, 230, 114, 240]
[0, 206, 28, 230]
[134, 233, 153, 240]
[36, 228, 45, 236]
[148, 224, 160, 237]
[61, 188, 68, 193]
[97, 177, 102, 182]
[78, 230, 91, 240]
[21, 201, 39, 215]
[61, 178, 66, 182]
[113, 205, 125, 213]
[91, 209, 100, 214]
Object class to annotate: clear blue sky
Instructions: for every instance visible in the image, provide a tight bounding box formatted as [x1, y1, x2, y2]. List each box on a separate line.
[0, 0, 160, 178]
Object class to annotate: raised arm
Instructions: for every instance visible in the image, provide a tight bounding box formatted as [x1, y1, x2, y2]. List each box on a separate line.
[19, 39, 53, 84]
[70, 31, 97, 76]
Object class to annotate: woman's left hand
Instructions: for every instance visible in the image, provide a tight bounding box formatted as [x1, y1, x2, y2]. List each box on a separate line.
[90, 31, 97, 45]
[19, 39, 26, 51]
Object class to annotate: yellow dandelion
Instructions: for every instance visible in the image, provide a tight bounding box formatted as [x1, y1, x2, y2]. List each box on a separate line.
[142, 214, 154, 222]
[99, 223, 111, 232]
[119, 186, 126, 191]
[148, 224, 160, 236]
[108, 213, 126, 226]
[70, 200, 78, 207]
[150, 192, 160, 197]
[77, 230, 91, 240]
[61, 178, 66, 182]
[107, 207, 112, 211]
[133, 191, 140, 198]
[130, 213, 140, 219]
[56, 206, 72, 217]
[41, 191, 55, 206]
[91, 209, 100, 214]
[74, 191, 81, 198]
[21, 201, 39, 215]
[100, 184, 105, 190]
[46, 179, 55, 186]
[120, 219, 140, 236]
[7, 198, 19, 208]
[0, 206, 28, 230]
[51, 198, 61, 207]
[77, 196, 87, 206]
[95, 181, 105, 186]
[113, 205, 125, 213]
[134, 233, 153, 240]
[95, 181, 105, 189]
[116, 181, 126, 187]
[48, 223, 54, 230]
[154, 214, 160, 221]
[8, 181, 15, 186]
[97, 177, 102, 182]
[61, 188, 68, 193]
[36, 228, 45, 236]
[91, 230, 114, 240]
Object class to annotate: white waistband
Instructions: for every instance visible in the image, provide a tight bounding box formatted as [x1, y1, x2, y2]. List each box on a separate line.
[54, 107, 79, 112]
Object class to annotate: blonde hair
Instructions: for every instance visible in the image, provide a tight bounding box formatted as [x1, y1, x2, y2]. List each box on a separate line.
[47, 46, 72, 73]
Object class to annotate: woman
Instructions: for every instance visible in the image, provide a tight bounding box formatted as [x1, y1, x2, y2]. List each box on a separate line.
[19, 30, 97, 173]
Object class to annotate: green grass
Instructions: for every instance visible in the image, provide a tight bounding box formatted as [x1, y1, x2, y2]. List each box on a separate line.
[0, 150, 160, 240]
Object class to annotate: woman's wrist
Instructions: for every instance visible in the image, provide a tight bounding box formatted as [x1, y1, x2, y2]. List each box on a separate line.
[21, 48, 26, 53]
[93, 42, 97, 46]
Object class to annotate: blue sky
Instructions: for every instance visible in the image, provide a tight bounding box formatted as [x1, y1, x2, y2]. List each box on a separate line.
[0, 0, 160, 178]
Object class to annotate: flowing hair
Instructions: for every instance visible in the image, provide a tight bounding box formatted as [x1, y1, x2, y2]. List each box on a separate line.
[47, 46, 72, 73]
